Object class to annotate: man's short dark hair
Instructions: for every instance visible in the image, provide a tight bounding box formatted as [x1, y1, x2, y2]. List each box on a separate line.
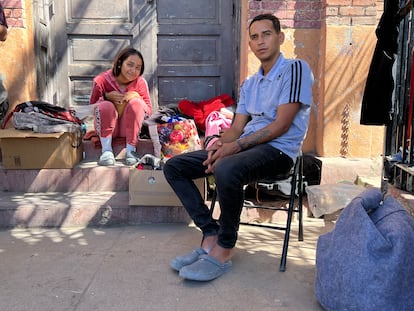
[249, 14, 281, 33]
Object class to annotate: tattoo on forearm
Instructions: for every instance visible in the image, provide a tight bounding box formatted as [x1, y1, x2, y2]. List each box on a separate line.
[239, 129, 272, 150]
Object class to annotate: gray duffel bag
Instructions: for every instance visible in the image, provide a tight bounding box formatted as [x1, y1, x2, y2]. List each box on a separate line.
[315, 188, 414, 311]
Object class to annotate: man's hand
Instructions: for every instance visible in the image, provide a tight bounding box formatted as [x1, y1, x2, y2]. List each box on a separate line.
[203, 140, 240, 173]
[202, 112, 247, 173]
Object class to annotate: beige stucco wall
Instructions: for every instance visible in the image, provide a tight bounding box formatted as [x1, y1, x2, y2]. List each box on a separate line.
[279, 28, 321, 155]
[244, 14, 383, 157]
[1, 1, 384, 158]
[246, 28, 322, 155]
[0, 0, 36, 111]
[320, 25, 384, 157]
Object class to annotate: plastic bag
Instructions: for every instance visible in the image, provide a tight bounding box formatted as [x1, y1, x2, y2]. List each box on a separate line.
[149, 116, 201, 159]
[305, 183, 365, 218]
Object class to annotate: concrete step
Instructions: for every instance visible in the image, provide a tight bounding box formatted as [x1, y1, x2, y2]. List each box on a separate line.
[0, 155, 384, 193]
[0, 161, 130, 192]
[0, 138, 156, 193]
[0, 190, 311, 228]
[82, 138, 155, 161]
[0, 155, 387, 228]
[0, 191, 191, 227]
[4, 183, 414, 229]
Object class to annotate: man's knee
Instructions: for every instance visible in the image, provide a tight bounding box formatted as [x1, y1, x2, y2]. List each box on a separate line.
[214, 160, 241, 186]
[163, 156, 179, 180]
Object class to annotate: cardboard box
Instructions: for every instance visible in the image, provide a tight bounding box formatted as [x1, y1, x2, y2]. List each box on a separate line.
[0, 128, 83, 169]
[129, 168, 205, 206]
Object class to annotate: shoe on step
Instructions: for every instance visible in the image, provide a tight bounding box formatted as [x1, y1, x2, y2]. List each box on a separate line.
[98, 151, 115, 166]
[126, 150, 140, 166]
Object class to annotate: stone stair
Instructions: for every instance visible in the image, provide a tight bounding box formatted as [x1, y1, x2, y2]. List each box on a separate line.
[1, 132, 393, 229]
[0, 138, 191, 228]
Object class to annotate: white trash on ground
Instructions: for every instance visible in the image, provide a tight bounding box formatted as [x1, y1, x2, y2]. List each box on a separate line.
[306, 183, 367, 218]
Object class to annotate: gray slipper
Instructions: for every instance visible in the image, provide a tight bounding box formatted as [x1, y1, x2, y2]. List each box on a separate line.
[179, 254, 232, 281]
[170, 247, 207, 272]
[98, 151, 115, 166]
[126, 151, 140, 166]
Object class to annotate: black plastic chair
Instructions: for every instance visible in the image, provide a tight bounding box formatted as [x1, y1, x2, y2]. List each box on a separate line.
[209, 154, 304, 272]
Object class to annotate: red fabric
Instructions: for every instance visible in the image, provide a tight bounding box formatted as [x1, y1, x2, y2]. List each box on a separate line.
[177, 100, 205, 130]
[202, 99, 225, 123]
[178, 94, 234, 131]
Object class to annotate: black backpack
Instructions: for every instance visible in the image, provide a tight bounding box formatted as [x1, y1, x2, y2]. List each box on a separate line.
[246, 153, 322, 200]
[303, 153, 322, 187]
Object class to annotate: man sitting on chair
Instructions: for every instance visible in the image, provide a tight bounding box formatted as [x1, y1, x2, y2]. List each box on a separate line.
[164, 13, 314, 281]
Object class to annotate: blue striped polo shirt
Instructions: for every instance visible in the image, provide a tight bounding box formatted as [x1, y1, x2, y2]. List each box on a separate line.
[236, 53, 314, 162]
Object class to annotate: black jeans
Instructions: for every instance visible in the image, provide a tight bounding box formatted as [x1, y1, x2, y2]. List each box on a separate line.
[163, 144, 293, 248]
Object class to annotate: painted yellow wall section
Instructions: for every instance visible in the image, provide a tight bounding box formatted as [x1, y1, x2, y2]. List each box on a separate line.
[0, 0, 36, 116]
[246, 28, 323, 156]
[1, 1, 385, 158]
[246, 25, 383, 157]
[322, 25, 383, 157]
[279, 28, 321, 155]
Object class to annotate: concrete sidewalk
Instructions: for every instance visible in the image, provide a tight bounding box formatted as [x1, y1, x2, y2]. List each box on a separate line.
[0, 219, 332, 311]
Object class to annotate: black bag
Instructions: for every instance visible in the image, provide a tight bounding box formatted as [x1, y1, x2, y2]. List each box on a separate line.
[303, 153, 322, 186]
[249, 154, 322, 199]
[315, 188, 414, 310]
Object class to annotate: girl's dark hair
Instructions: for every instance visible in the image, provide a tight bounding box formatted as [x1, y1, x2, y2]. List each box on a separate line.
[249, 14, 281, 33]
[112, 47, 145, 77]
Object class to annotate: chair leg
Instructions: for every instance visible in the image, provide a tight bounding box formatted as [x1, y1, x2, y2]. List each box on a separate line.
[279, 163, 299, 272]
[209, 155, 304, 272]
[298, 197, 304, 242]
[210, 187, 218, 220]
[298, 157, 304, 242]
[279, 191, 295, 271]
[279, 154, 304, 272]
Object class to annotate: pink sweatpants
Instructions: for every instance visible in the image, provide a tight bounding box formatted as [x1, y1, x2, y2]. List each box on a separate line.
[94, 98, 147, 146]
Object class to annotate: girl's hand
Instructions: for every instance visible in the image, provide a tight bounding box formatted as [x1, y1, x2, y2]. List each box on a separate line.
[106, 91, 124, 104]
[121, 91, 142, 105]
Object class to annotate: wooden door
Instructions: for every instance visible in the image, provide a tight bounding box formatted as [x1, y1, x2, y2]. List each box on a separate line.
[36, 0, 238, 110]
[156, 0, 237, 106]
[33, 0, 52, 102]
